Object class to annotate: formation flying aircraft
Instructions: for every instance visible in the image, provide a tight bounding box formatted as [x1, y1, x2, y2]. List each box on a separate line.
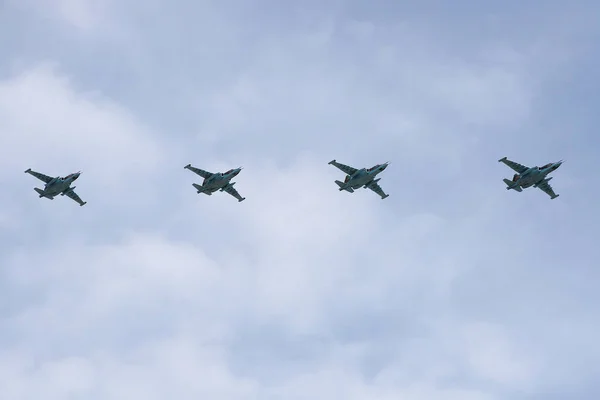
[328, 159, 390, 199]
[498, 156, 563, 199]
[184, 164, 246, 202]
[24, 168, 87, 206]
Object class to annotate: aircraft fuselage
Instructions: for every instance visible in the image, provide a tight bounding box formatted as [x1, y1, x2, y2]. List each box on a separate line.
[40, 175, 79, 197]
[201, 169, 241, 192]
[511, 163, 561, 189]
[344, 166, 386, 189]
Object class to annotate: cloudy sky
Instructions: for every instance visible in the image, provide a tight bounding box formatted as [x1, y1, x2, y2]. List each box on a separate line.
[1, 1, 600, 399]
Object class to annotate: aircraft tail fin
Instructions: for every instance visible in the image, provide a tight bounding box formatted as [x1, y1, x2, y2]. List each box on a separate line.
[503, 179, 522, 192]
[335, 180, 354, 192]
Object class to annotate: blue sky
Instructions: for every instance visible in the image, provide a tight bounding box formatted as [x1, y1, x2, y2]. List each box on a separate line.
[1, 1, 600, 399]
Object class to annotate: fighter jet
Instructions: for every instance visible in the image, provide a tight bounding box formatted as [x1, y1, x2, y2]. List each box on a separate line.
[328, 159, 390, 199]
[498, 156, 563, 199]
[184, 164, 246, 202]
[24, 168, 87, 206]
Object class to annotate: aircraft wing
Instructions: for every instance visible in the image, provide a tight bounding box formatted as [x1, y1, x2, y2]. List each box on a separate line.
[222, 184, 245, 202]
[536, 180, 559, 199]
[498, 157, 528, 174]
[24, 168, 54, 183]
[367, 181, 389, 199]
[185, 164, 213, 179]
[328, 160, 358, 175]
[64, 189, 87, 206]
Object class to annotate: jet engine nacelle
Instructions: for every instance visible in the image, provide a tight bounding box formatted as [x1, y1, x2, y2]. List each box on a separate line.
[220, 182, 235, 191]
[61, 187, 75, 196]
[534, 177, 551, 188]
[46, 177, 58, 188]
[365, 178, 380, 188]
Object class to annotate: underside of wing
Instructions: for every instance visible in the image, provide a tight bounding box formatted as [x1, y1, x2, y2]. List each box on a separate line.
[499, 157, 529, 174]
[367, 181, 389, 199]
[223, 184, 245, 202]
[65, 189, 87, 206]
[536, 180, 558, 199]
[329, 160, 358, 176]
[185, 164, 213, 179]
[25, 169, 54, 183]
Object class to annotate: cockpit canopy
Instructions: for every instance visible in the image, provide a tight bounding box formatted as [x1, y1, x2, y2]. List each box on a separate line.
[539, 163, 553, 170]
[224, 169, 234, 175]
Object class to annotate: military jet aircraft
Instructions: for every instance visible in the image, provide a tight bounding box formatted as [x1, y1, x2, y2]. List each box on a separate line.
[24, 168, 87, 206]
[184, 164, 246, 202]
[328, 159, 390, 199]
[498, 156, 563, 199]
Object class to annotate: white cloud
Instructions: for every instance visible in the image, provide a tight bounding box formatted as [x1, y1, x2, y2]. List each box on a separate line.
[55, 0, 108, 30]
[0, 64, 167, 211]
[9, 0, 113, 31]
[461, 322, 537, 387]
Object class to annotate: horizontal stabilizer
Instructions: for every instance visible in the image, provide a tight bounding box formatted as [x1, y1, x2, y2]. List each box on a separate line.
[335, 180, 354, 192]
[34, 187, 53, 199]
[192, 183, 211, 195]
[503, 179, 522, 192]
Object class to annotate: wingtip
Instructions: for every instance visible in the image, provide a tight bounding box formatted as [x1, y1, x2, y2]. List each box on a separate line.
[184, 164, 191, 169]
[81, 202, 87, 206]
[24, 168, 31, 173]
[328, 159, 335, 165]
[498, 157, 507, 162]
[240, 197, 246, 202]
